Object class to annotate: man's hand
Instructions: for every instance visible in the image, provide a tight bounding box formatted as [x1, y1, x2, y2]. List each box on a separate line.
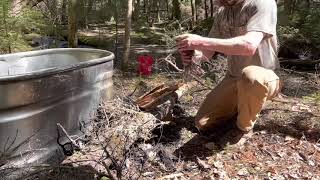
[180, 50, 194, 66]
[175, 34, 204, 52]
[180, 50, 206, 66]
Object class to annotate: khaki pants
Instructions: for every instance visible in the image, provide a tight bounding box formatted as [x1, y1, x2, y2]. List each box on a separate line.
[195, 66, 281, 132]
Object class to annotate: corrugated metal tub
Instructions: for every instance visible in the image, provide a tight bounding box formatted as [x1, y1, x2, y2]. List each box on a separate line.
[0, 48, 114, 177]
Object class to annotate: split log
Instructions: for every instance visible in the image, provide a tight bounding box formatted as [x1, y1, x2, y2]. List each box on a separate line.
[135, 82, 189, 121]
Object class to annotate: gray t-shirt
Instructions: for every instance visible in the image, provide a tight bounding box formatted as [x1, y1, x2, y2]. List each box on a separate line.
[209, 0, 279, 79]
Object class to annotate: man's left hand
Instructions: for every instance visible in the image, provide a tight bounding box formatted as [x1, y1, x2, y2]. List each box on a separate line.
[175, 34, 204, 52]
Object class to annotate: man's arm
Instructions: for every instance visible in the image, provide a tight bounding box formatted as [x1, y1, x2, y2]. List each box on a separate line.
[176, 31, 264, 57]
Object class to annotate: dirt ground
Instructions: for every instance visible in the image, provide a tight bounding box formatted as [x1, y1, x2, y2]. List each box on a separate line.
[25, 66, 320, 180]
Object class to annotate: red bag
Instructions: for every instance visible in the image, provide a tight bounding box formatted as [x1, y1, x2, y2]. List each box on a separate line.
[137, 55, 154, 76]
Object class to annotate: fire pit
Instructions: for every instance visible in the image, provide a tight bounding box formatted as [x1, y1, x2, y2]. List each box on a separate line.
[0, 48, 114, 177]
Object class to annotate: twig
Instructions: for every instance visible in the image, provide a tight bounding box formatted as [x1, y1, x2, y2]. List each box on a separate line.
[191, 88, 211, 94]
[158, 54, 184, 72]
[57, 123, 80, 150]
[101, 160, 117, 180]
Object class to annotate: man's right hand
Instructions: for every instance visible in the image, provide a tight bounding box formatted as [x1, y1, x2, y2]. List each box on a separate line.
[180, 50, 194, 66]
[179, 50, 206, 66]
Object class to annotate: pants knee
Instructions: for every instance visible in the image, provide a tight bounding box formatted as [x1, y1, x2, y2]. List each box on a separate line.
[241, 66, 264, 85]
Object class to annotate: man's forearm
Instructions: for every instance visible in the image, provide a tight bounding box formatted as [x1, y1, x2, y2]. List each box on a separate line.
[196, 33, 264, 56]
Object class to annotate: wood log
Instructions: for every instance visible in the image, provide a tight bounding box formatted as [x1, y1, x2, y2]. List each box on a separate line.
[135, 82, 189, 121]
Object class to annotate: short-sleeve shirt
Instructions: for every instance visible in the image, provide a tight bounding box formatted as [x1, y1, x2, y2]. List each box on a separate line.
[208, 0, 279, 79]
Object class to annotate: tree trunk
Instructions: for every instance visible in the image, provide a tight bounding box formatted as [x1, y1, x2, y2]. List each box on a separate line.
[284, 0, 293, 15]
[114, 0, 119, 63]
[166, 0, 169, 19]
[210, 0, 213, 17]
[204, 0, 208, 19]
[172, 0, 181, 20]
[134, 0, 141, 20]
[2, 0, 11, 53]
[157, 0, 161, 22]
[145, 0, 149, 24]
[61, 0, 67, 24]
[195, 0, 200, 20]
[68, 0, 78, 48]
[282, 0, 293, 25]
[123, 0, 134, 70]
[85, 0, 94, 29]
[191, 0, 196, 25]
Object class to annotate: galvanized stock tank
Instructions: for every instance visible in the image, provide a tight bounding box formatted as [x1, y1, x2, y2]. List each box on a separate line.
[0, 48, 114, 176]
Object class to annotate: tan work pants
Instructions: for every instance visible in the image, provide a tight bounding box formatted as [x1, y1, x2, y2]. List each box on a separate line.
[195, 66, 281, 132]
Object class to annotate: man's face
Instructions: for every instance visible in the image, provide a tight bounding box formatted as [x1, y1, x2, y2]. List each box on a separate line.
[220, 0, 241, 6]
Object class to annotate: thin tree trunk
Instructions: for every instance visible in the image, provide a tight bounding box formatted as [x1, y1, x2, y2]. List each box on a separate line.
[115, 0, 119, 62]
[282, 0, 293, 25]
[204, 0, 208, 19]
[210, 0, 213, 17]
[68, 0, 78, 48]
[85, 0, 94, 29]
[191, 0, 196, 25]
[2, 1, 11, 53]
[61, 0, 67, 24]
[123, 0, 134, 70]
[134, 0, 141, 20]
[172, 0, 181, 20]
[145, 0, 149, 24]
[157, 0, 160, 22]
[166, 0, 169, 19]
[195, 0, 199, 20]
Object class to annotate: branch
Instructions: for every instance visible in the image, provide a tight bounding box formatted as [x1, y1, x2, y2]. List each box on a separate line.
[56, 123, 80, 150]
[158, 54, 184, 72]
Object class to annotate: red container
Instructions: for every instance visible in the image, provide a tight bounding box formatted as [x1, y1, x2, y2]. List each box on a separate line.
[137, 55, 154, 76]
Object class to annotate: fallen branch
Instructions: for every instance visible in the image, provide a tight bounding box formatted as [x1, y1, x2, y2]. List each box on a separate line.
[157, 54, 184, 72]
[56, 123, 80, 152]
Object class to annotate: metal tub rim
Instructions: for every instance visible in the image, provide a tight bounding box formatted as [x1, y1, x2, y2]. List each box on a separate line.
[0, 48, 114, 82]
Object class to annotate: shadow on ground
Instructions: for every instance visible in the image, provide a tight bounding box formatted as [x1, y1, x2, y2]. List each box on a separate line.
[151, 102, 320, 165]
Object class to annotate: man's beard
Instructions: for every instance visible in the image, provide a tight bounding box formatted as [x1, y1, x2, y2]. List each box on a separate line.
[218, 0, 243, 6]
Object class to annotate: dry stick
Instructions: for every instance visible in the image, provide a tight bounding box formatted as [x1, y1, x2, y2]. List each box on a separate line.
[56, 123, 80, 150]
[159, 54, 213, 90]
[101, 160, 117, 180]
[158, 54, 184, 72]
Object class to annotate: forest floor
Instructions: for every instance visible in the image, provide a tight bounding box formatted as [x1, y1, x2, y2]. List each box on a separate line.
[29, 66, 320, 180]
[23, 23, 320, 180]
